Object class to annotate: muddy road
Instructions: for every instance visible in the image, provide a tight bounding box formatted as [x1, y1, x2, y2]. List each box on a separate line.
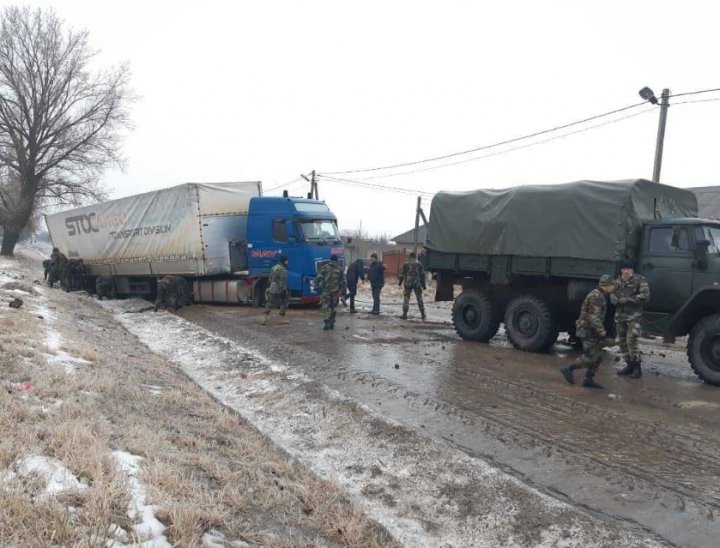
[179, 290, 720, 547]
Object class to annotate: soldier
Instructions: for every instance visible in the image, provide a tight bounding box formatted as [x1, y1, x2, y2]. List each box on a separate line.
[95, 275, 117, 300]
[560, 274, 617, 389]
[368, 253, 385, 315]
[47, 247, 67, 287]
[316, 255, 346, 330]
[42, 259, 51, 281]
[345, 258, 365, 313]
[398, 252, 426, 320]
[261, 256, 289, 325]
[74, 259, 88, 291]
[612, 259, 651, 378]
[155, 275, 191, 311]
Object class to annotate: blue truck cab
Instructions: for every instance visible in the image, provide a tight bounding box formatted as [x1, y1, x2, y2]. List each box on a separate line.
[246, 196, 345, 304]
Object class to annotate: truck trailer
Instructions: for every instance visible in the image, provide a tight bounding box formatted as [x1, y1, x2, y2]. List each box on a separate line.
[425, 179, 720, 385]
[45, 182, 345, 305]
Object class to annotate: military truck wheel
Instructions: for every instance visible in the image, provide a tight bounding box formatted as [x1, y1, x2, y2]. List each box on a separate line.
[452, 290, 500, 342]
[252, 279, 267, 308]
[688, 314, 720, 386]
[504, 295, 557, 352]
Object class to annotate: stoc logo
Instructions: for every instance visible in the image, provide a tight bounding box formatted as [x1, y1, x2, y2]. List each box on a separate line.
[65, 214, 99, 236]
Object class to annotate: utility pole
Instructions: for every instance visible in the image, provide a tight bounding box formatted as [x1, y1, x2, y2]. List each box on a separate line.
[652, 89, 670, 183]
[639, 86, 671, 183]
[301, 170, 319, 199]
[413, 196, 421, 254]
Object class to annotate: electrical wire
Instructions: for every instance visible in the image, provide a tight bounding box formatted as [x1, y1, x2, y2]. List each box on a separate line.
[671, 97, 720, 106]
[319, 174, 435, 197]
[352, 105, 659, 180]
[321, 100, 648, 176]
[669, 87, 720, 98]
[264, 177, 303, 193]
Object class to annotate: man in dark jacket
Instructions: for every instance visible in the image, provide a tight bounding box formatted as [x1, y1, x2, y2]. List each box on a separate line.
[368, 253, 385, 315]
[345, 258, 366, 313]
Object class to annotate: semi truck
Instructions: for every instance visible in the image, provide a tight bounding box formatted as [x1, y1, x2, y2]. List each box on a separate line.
[45, 182, 345, 305]
[425, 179, 720, 385]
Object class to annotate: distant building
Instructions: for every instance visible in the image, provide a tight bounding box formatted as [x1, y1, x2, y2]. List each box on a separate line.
[342, 237, 397, 263]
[690, 186, 720, 219]
[391, 225, 429, 247]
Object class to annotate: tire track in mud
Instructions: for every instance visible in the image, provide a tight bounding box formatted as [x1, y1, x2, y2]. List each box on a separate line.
[181, 305, 720, 546]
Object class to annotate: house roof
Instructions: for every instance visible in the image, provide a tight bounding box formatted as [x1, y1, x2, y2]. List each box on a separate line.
[690, 186, 720, 219]
[391, 224, 428, 244]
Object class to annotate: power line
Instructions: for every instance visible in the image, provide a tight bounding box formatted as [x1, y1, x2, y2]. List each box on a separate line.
[319, 174, 435, 197]
[672, 97, 720, 106]
[264, 177, 303, 193]
[353, 105, 659, 180]
[669, 87, 720, 98]
[321, 100, 648, 176]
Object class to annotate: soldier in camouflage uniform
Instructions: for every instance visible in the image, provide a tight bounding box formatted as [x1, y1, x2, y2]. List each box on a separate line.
[261, 256, 289, 325]
[42, 259, 51, 281]
[155, 275, 191, 311]
[398, 252, 426, 320]
[560, 274, 617, 389]
[611, 259, 651, 378]
[95, 275, 117, 300]
[47, 248, 67, 287]
[316, 255, 346, 330]
[74, 259, 88, 291]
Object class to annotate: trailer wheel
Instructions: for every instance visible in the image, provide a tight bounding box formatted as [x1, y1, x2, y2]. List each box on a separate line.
[504, 295, 557, 352]
[452, 290, 500, 342]
[252, 279, 267, 308]
[688, 314, 720, 386]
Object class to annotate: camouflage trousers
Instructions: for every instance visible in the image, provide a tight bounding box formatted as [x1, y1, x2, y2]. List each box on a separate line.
[616, 315, 642, 363]
[47, 266, 61, 287]
[96, 276, 116, 300]
[402, 286, 425, 315]
[573, 338, 603, 375]
[321, 291, 340, 326]
[264, 289, 288, 315]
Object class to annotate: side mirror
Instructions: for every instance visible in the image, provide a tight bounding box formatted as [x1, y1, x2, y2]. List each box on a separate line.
[696, 239, 710, 270]
[346, 237, 353, 244]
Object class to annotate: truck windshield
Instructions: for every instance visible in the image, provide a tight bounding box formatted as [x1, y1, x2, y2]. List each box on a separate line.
[299, 219, 340, 243]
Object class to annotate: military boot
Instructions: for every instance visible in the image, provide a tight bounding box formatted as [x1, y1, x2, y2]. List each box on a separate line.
[560, 365, 577, 384]
[420, 310, 427, 321]
[629, 361, 642, 379]
[617, 361, 634, 376]
[582, 373, 603, 389]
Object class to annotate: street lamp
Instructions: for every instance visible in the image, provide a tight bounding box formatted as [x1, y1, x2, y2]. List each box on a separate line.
[639, 86, 670, 182]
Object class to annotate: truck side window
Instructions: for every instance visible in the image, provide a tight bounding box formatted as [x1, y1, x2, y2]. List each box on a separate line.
[648, 227, 689, 254]
[272, 220, 288, 243]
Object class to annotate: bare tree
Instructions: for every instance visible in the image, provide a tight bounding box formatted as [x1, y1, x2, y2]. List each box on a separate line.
[0, 6, 132, 256]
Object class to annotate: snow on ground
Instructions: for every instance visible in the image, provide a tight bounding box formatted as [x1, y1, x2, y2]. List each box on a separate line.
[107, 299, 658, 547]
[3, 455, 88, 499]
[112, 451, 170, 548]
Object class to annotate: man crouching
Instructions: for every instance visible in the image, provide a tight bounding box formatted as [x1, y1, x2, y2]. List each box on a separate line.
[560, 274, 616, 389]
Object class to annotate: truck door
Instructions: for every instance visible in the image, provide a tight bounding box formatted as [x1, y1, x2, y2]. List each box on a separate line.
[270, 219, 303, 292]
[639, 225, 694, 313]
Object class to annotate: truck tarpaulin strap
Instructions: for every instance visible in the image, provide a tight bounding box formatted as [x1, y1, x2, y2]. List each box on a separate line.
[426, 179, 698, 261]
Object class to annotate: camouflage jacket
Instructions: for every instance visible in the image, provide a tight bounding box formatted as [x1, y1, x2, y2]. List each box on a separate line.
[611, 274, 650, 319]
[50, 251, 67, 266]
[399, 259, 425, 289]
[575, 288, 608, 339]
[316, 262, 346, 295]
[268, 263, 288, 294]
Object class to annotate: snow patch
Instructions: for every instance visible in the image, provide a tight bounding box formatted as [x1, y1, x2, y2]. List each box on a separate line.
[112, 450, 170, 548]
[34, 295, 91, 373]
[7, 455, 87, 498]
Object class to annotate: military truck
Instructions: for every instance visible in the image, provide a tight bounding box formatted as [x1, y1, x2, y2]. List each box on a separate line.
[425, 179, 720, 385]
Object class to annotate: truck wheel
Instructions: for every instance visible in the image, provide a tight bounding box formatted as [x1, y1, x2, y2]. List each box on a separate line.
[688, 314, 720, 386]
[504, 295, 557, 352]
[452, 290, 500, 342]
[252, 279, 267, 308]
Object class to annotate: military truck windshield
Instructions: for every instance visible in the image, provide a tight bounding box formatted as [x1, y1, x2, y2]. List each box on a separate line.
[295, 203, 330, 214]
[299, 219, 340, 243]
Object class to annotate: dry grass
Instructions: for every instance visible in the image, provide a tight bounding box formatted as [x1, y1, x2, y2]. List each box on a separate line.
[0, 255, 395, 547]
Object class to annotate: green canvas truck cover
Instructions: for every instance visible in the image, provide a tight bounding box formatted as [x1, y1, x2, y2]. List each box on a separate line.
[427, 179, 698, 261]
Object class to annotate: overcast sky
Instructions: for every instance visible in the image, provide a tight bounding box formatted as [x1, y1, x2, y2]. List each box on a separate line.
[6, 0, 720, 237]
